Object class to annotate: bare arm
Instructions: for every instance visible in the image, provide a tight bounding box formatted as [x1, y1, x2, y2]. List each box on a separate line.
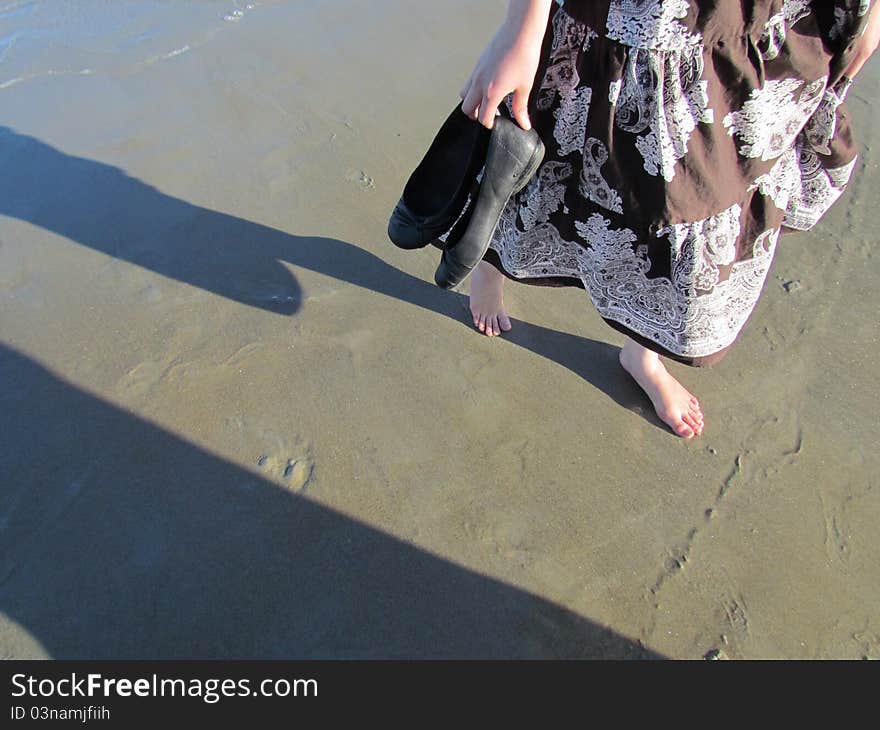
[845, 0, 880, 78]
[460, 0, 553, 130]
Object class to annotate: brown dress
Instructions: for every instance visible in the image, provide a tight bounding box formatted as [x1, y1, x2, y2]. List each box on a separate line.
[486, 0, 869, 365]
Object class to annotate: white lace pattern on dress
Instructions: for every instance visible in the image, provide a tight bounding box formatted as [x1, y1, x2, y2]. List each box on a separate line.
[579, 138, 624, 214]
[536, 9, 587, 111]
[611, 29, 712, 181]
[486, 1, 860, 357]
[606, 0, 695, 51]
[781, 146, 857, 230]
[758, 0, 811, 61]
[491, 201, 781, 357]
[723, 76, 828, 161]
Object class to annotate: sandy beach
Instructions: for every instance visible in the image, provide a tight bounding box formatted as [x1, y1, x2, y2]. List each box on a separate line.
[1, 0, 878, 659]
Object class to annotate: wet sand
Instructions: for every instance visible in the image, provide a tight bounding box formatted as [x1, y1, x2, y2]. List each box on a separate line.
[1, 0, 878, 659]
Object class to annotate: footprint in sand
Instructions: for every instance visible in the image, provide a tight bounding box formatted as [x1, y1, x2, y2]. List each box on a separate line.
[345, 169, 375, 190]
[136, 283, 163, 305]
[819, 487, 867, 571]
[711, 592, 750, 658]
[257, 451, 314, 492]
[118, 359, 174, 399]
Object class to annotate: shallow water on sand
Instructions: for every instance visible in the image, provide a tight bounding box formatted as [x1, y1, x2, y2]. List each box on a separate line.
[0, 0, 267, 89]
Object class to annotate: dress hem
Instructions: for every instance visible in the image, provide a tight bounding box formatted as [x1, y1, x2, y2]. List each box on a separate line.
[483, 248, 733, 367]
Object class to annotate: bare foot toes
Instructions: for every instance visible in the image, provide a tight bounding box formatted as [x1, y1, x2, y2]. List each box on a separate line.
[486, 314, 498, 337]
[469, 261, 511, 338]
[619, 338, 705, 439]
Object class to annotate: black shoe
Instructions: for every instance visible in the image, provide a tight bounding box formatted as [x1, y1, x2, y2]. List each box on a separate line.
[434, 115, 544, 289]
[387, 106, 490, 250]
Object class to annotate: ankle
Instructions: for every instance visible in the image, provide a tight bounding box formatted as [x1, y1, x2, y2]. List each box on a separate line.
[619, 339, 662, 374]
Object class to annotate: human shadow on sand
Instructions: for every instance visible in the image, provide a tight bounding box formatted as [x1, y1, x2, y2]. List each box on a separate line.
[0, 126, 663, 429]
[0, 343, 660, 658]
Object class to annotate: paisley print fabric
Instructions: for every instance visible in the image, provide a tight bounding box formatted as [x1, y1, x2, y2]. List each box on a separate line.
[486, 0, 868, 363]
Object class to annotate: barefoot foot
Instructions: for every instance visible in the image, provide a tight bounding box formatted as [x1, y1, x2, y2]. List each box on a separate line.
[468, 261, 512, 337]
[619, 338, 704, 439]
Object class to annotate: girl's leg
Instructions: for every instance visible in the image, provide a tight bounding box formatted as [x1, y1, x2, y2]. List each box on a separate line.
[469, 260, 512, 337]
[467, 268, 705, 437]
[618, 337, 705, 439]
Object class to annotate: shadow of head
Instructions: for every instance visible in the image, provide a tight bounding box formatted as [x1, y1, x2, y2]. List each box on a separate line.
[0, 127, 674, 655]
[0, 125, 465, 318]
[0, 344, 660, 659]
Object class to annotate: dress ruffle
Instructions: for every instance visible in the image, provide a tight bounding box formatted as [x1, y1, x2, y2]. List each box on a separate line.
[486, 0, 868, 362]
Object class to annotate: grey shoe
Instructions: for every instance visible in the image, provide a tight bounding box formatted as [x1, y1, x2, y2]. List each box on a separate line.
[434, 116, 544, 289]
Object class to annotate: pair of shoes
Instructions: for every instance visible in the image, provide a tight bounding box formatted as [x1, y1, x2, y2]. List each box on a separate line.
[387, 106, 490, 250]
[434, 114, 544, 289]
[388, 104, 545, 289]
